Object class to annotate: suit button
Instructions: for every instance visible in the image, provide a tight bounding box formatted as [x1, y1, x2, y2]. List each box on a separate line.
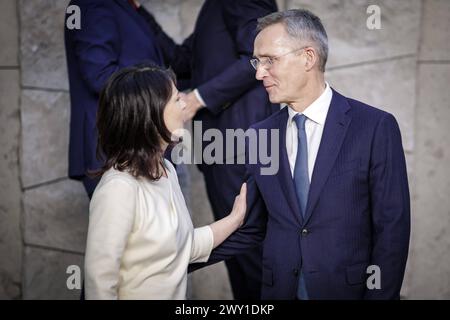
[301, 228, 309, 236]
[293, 269, 299, 277]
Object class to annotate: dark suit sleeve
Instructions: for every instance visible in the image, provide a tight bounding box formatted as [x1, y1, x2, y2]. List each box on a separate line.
[189, 171, 267, 273]
[196, 0, 277, 115]
[72, 2, 122, 94]
[364, 113, 411, 300]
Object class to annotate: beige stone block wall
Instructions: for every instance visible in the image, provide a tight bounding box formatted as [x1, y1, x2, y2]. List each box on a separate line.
[23, 180, 89, 253]
[406, 0, 450, 299]
[22, 246, 84, 300]
[419, 0, 450, 61]
[408, 64, 450, 299]
[0, 0, 22, 300]
[0, 0, 19, 66]
[287, 0, 421, 68]
[20, 0, 70, 90]
[326, 57, 417, 152]
[20, 90, 70, 187]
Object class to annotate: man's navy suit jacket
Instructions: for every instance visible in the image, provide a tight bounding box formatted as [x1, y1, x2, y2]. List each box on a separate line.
[202, 89, 411, 300]
[65, 0, 164, 179]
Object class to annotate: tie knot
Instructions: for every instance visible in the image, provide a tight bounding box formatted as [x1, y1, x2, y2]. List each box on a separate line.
[293, 114, 307, 130]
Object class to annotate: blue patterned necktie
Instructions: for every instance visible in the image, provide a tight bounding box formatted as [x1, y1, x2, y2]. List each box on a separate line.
[293, 113, 310, 300]
[293, 114, 310, 217]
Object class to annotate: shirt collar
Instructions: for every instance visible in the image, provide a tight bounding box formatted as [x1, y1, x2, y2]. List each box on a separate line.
[287, 82, 332, 126]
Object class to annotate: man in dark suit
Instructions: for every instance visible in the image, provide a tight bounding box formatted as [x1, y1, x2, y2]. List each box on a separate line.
[143, 0, 279, 299]
[197, 9, 411, 299]
[65, 0, 165, 198]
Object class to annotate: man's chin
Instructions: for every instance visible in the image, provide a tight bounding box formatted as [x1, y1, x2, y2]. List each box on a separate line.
[268, 94, 281, 104]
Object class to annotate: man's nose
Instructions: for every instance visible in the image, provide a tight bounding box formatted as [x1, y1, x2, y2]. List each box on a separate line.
[255, 65, 268, 80]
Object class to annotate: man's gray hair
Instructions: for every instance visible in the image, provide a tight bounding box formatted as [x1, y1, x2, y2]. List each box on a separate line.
[257, 9, 328, 72]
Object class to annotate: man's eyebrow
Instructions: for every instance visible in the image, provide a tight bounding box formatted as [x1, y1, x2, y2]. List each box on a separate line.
[253, 52, 271, 58]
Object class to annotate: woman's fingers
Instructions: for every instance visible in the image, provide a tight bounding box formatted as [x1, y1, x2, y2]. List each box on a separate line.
[240, 182, 247, 198]
[235, 183, 247, 214]
[239, 183, 247, 209]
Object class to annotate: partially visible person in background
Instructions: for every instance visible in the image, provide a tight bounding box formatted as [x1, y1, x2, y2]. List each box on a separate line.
[64, 0, 165, 198]
[140, 0, 279, 299]
[84, 64, 248, 300]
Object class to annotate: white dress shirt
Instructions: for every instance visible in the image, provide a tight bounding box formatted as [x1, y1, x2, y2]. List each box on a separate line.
[84, 160, 213, 300]
[193, 88, 207, 107]
[286, 83, 333, 180]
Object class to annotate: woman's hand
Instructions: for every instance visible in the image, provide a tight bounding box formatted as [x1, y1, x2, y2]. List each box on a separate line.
[230, 183, 247, 228]
[209, 183, 247, 248]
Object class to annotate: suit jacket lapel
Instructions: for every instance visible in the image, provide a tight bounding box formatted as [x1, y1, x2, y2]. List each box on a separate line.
[277, 108, 304, 226]
[303, 89, 352, 225]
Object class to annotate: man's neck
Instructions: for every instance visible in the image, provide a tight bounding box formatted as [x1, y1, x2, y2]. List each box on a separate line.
[289, 75, 326, 113]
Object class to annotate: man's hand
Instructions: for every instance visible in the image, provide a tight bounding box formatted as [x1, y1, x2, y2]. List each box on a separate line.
[183, 91, 204, 121]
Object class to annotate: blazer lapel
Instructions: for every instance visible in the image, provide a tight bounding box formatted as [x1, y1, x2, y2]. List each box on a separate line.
[277, 108, 304, 225]
[303, 89, 352, 225]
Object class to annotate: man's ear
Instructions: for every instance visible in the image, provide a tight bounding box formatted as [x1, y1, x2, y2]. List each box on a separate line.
[304, 47, 318, 72]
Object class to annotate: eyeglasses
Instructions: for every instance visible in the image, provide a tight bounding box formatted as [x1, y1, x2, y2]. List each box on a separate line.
[250, 47, 308, 70]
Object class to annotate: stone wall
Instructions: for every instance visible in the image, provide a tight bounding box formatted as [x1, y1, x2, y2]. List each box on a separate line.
[0, 0, 448, 299]
[0, 0, 22, 300]
[408, 0, 450, 299]
[18, 0, 88, 300]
